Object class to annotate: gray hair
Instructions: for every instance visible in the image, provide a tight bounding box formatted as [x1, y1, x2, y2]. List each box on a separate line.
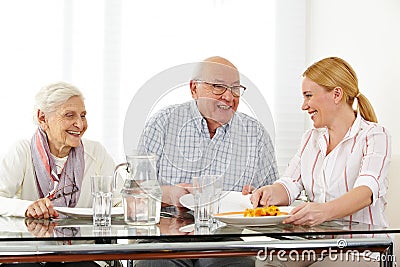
[33, 82, 84, 126]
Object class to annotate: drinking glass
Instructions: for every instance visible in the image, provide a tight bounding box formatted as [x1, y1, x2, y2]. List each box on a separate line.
[91, 175, 114, 227]
[192, 175, 223, 228]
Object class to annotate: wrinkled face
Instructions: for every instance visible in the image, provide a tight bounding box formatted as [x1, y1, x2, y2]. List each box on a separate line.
[190, 63, 240, 125]
[40, 96, 87, 156]
[301, 77, 336, 128]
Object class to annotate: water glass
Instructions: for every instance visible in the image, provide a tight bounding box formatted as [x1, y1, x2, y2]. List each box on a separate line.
[192, 175, 223, 228]
[124, 225, 160, 236]
[91, 175, 114, 226]
[212, 175, 224, 217]
[93, 226, 112, 236]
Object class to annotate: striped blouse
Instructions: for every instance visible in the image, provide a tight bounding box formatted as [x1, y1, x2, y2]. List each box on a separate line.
[277, 115, 391, 227]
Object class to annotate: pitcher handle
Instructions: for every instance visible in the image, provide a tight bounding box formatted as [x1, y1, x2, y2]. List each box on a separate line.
[113, 162, 128, 191]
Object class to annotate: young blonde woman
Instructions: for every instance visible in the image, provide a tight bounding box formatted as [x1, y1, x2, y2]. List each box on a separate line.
[251, 56, 391, 227]
[251, 57, 391, 266]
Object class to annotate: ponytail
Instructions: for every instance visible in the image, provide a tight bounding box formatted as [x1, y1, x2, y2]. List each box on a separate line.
[356, 93, 378, 123]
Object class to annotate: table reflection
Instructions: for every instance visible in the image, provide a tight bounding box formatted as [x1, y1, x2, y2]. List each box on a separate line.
[0, 210, 395, 266]
[0, 207, 396, 241]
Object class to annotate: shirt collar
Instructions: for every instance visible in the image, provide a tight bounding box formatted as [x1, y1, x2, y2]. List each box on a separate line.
[318, 112, 363, 150]
[344, 112, 363, 140]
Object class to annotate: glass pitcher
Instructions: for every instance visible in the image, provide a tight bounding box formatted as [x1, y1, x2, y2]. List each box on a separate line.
[114, 154, 162, 225]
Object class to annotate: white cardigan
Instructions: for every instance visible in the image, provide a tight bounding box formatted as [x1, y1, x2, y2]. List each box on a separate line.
[0, 139, 116, 217]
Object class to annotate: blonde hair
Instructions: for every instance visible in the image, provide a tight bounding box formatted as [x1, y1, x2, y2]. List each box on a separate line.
[303, 57, 377, 123]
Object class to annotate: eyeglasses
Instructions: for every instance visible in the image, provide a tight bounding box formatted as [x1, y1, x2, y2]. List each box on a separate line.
[196, 80, 246, 97]
[46, 171, 79, 202]
[48, 183, 79, 201]
[55, 227, 80, 238]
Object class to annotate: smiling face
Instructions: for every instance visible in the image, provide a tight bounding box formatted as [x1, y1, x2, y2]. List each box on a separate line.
[301, 77, 337, 129]
[38, 96, 87, 157]
[190, 58, 240, 126]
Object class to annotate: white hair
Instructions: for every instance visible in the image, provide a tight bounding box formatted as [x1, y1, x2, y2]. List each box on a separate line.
[33, 81, 84, 126]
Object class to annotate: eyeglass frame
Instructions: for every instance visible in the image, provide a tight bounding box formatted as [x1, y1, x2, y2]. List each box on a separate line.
[47, 183, 79, 201]
[194, 80, 246, 97]
[46, 170, 79, 202]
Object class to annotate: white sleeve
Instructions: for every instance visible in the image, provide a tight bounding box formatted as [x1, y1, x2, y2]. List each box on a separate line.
[0, 140, 34, 217]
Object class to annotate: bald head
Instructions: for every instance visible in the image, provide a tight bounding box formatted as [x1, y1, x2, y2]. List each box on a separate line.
[193, 56, 239, 82]
[203, 56, 237, 69]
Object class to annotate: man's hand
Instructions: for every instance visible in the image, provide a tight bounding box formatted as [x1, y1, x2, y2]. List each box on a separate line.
[161, 183, 192, 207]
[25, 198, 59, 219]
[159, 217, 191, 235]
[242, 184, 256, 195]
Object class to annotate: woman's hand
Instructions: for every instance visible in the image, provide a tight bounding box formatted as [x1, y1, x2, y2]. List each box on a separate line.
[283, 186, 372, 226]
[283, 202, 330, 226]
[25, 218, 57, 237]
[25, 198, 59, 219]
[250, 184, 289, 208]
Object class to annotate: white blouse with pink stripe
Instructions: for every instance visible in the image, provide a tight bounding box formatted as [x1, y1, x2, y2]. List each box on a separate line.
[277, 115, 391, 227]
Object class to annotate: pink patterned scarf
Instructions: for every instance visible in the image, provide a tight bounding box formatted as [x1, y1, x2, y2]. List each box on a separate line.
[30, 128, 84, 207]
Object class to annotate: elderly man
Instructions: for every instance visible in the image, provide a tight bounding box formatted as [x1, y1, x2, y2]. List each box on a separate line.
[139, 56, 279, 207]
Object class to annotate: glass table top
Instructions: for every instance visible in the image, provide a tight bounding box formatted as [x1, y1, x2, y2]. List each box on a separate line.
[0, 207, 398, 242]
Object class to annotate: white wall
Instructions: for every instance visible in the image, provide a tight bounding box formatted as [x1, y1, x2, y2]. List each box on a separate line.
[307, 0, 400, 259]
[307, 0, 400, 154]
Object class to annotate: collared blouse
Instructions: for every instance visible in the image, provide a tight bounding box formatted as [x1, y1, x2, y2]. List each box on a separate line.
[277, 115, 391, 227]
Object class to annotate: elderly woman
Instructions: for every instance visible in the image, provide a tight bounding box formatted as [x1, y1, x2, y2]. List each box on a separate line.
[0, 82, 115, 219]
[0, 82, 115, 267]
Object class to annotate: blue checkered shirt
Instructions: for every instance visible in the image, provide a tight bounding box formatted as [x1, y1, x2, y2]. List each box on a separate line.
[138, 101, 278, 191]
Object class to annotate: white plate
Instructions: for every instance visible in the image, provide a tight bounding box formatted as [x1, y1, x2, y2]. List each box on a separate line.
[212, 206, 293, 226]
[179, 191, 253, 213]
[55, 207, 124, 218]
